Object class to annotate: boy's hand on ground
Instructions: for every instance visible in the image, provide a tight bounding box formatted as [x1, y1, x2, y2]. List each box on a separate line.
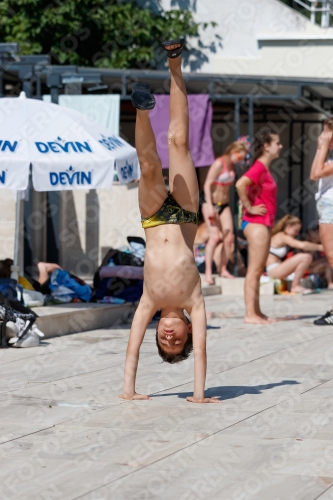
[186, 396, 222, 404]
[118, 393, 151, 400]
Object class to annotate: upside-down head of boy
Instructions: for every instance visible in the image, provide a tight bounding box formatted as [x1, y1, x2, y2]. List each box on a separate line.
[155, 314, 193, 364]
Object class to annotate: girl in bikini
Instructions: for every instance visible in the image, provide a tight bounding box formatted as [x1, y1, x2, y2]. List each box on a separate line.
[203, 142, 247, 284]
[266, 215, 323, 294]
[119, 38, 220, 404]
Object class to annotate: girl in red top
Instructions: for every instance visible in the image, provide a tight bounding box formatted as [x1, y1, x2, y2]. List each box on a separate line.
[236, 127, 283, 324]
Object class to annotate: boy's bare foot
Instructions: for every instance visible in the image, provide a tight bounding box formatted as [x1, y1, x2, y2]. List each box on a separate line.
[244, 315, 271, 325]
[186, 396, 222, 404]
[118, 393, 151, 400]
[220, 269, 235, 279]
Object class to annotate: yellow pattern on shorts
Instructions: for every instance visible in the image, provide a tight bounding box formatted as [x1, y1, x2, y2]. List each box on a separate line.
[141, 193, 199, 229]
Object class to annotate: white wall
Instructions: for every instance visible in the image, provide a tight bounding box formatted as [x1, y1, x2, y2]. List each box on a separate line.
[213, 38, 333, 78]
[139, 0, 333, 77]
[59, 184, 144, 277]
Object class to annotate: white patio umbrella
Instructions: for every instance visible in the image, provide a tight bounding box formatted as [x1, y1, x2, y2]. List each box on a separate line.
[0, 92, 139, 277]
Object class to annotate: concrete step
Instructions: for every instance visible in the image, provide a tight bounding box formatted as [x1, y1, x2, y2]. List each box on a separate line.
[217, 277, 274, 295]
[200, 275, 274, 295]
[34, 302, 136, 339]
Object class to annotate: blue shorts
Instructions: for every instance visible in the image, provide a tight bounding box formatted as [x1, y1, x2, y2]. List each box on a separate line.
[241, 220, 249, 232]
[241, 220, 270, 232]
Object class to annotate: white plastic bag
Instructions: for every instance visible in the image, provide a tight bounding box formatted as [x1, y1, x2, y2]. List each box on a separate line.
[23, 289, 45, 307]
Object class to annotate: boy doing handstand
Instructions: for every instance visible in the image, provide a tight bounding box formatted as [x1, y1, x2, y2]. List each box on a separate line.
[119, 39, 220, 404]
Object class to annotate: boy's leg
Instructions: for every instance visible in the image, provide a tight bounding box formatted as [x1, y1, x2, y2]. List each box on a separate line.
[167, 54, 199, 213]
[136, 110, 168, 218]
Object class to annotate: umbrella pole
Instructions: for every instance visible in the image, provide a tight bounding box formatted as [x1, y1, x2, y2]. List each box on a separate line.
[11, 191, 21, 280]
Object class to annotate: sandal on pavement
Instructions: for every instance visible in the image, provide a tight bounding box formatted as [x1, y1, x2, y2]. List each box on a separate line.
[161, 38, 185, 59]
[131, 82, 155, 111]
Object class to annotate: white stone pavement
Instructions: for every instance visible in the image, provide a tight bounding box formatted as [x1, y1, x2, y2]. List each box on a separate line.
[2, 291, 333, 499]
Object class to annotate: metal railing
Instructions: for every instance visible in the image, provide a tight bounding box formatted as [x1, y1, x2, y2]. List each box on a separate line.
[293, 0, 333, 27]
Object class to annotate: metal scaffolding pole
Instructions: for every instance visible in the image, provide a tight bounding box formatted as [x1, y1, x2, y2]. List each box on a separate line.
[248, 98, 254, 143]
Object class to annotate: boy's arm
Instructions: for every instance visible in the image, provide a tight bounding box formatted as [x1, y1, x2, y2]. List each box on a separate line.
[119, 300, 154, 400]
[187, 295, 221, 404]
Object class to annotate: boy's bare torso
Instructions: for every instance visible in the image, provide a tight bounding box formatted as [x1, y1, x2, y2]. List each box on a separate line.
[143, 223, 202, 311]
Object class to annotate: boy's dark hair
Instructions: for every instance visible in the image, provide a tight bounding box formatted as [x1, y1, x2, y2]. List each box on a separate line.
[155, 330, 193, 364]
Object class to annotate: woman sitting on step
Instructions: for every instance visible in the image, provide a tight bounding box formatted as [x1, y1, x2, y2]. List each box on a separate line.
[266, 215, 323, 294]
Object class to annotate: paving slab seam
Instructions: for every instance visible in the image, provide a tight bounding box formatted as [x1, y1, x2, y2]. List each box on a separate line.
[0, 402, 122, 446]
[0, 344, 79, 366]
[293, 379, 333, 397]
[0, 334, 133, 367]
[72, 372, 333, 499]
[9, 352, 154, 388]
[0, 316, 328, 374]
[73, 399, 300, 500]
[0, 424, 56, 446]
[0, 324, 133, 366]
[1, 309, 326, 368]
[0, 396, 146, 447]
[214, 329, 333, 378]
[0, 382, 49, 394]
[315, 483, 333, 499]
[1, 363, 328, 466]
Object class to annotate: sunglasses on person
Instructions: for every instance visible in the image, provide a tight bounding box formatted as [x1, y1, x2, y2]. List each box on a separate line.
[233, 151, 245, 162]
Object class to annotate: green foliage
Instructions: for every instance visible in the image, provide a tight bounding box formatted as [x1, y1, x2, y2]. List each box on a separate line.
[0, 0, 211, 68]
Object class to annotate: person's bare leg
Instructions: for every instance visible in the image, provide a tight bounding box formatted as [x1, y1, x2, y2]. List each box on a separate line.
[167, 52, 199, 212]
[267, 253, 313, 293]
[244, 224, 271, 324]
[219, 207, 234, 279]
[202, 203, 221, 284]
[136, 110, 167, 217]
[213, 242, 223, 274]
[313, 258, 333, 288]
[204, 232, 220, 284]
[320, 223, 333, 305]
[326, 265, 333, 288]
[290, 254, 313, 292]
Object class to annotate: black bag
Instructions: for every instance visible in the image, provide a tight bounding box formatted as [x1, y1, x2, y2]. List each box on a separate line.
[93, 247, 144, 289]
[0, 293, 38, 348]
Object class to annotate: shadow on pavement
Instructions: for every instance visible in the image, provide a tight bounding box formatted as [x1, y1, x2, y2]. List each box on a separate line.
[151, 380, 300, 401]
[275, 315, 319, 321]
